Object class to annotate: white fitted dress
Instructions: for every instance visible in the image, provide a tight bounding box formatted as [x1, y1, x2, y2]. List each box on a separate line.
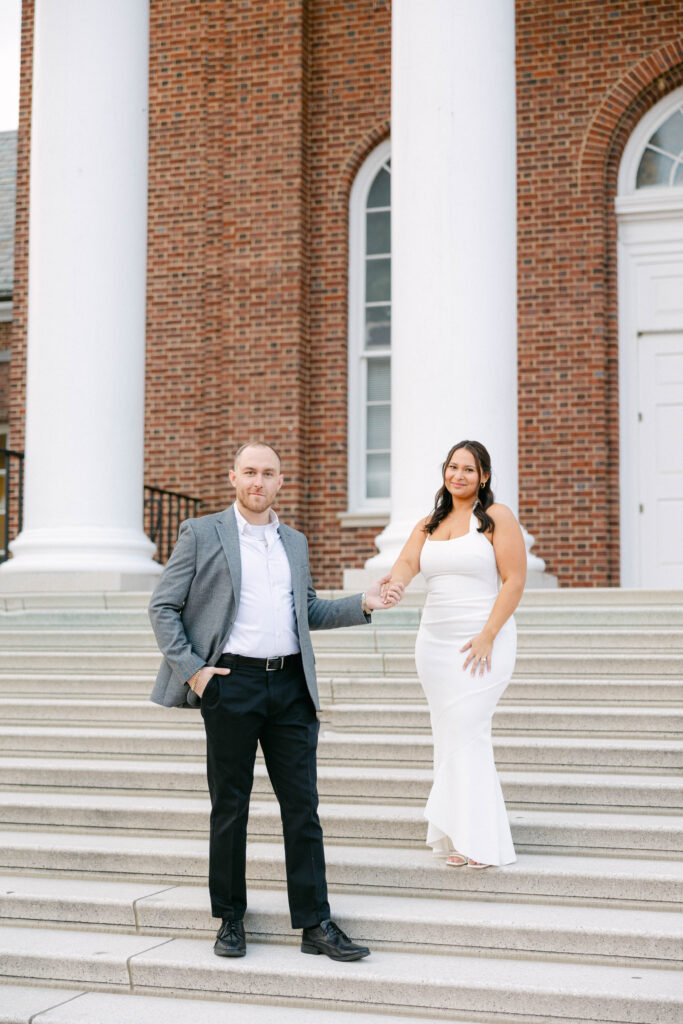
[415, 513, 517, 865]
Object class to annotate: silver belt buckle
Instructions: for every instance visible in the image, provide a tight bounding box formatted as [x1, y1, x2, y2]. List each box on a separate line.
[266, 656, 284, 672]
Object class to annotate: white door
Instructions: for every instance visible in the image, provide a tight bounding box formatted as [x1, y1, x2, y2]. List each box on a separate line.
[637, 332, 683, 587]
[616, 85, 683, 588]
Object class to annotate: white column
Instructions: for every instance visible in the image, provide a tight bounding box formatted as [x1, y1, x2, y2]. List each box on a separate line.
[364, 0, 549, 584]
[1, 0, 161, 590]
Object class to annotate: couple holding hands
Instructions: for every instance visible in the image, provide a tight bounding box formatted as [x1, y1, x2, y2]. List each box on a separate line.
[149, 439, 526, 961]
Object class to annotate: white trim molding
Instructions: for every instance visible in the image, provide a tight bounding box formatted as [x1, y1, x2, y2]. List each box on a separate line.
[346, 138, 392, 518]
[338, 510, 390, 529]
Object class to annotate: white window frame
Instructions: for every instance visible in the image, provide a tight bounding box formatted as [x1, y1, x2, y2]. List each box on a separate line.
[346, 139, 391, 518]
[0, 424, 8, 557]
[616, 86, 683, 585]
[619, 87, 683, 196]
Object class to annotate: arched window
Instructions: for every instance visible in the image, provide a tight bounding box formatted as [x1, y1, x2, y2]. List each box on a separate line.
[347, 140, 391, 515]
[635, 102, 683, 189]
[619, 85, 683, 195]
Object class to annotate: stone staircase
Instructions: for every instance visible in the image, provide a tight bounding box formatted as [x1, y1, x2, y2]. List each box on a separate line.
[0, 588, 681, 1024]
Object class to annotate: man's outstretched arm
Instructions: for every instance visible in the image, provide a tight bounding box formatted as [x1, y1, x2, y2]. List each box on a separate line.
[305, 540, 404, 631]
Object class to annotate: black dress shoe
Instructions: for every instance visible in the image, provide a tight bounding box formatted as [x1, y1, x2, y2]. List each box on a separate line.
[301, 918, 370, 961]
[214, 918, 246, 957]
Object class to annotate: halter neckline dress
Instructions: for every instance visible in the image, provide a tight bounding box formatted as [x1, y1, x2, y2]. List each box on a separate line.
[415, 511, 517, 866]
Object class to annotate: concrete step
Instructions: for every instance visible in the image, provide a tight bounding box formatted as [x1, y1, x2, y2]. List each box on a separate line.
[0, 650, 163, 673]
[0, 592, 153, 611]
[0, 610, 152, 629]
[2, 586, 681, 610]
[0, 672, 158, 698]
[326, 702, 681, 737]
[1, 671, 681, 706]
[2, 647, 682, 679]
[2, 697, 680, 738]
[515, 588, 683, 608]
[516, 606, 683, 628]
[318, 731, 683, 772]
[0, 792, 680, 854]
[2, 599, 683, 632]
[0, 985, 443, 1024]
[0, 924, 680, 1022]
[313, 626, 683, 652]
[1, 756, 681, 811]
[2, 830, 681, 905]
[319, 650, 683, 680]
[2, 876, 681, 967]
[2, 624, 683, 654]
[328, 675, 683, 705]
[1, 724, 680, 773]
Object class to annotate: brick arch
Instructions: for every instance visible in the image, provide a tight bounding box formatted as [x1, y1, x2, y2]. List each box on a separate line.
[578, 39, 683, 192]
[337, 121, 391, 203]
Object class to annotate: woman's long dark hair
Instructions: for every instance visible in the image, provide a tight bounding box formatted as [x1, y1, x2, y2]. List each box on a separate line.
[424, 440, 495, 535]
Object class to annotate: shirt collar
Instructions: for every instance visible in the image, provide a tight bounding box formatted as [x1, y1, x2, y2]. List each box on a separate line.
[234, 503, 280, 544]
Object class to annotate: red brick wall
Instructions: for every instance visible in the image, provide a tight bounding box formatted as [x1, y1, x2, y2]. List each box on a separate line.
[145, 0, 314, 532]
[516, 0, 683, 586]
[305, 1, 390, 581]
[144, 0, 391, 584]
[7, 0, 32, 457]
[0, 361, 9, 426]
[9, 0, 683, 586]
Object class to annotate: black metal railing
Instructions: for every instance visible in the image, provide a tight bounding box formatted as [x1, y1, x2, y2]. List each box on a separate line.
[0, 450, 201, 565]
[144, 485, 203, 564]
[0, 449, 24, 564]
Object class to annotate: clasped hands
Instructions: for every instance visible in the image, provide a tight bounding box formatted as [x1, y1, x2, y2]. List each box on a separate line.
[371, 574, 405, 609]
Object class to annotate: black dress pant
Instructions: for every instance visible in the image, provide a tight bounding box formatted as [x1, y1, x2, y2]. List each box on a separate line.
[200, 653, 330, 928]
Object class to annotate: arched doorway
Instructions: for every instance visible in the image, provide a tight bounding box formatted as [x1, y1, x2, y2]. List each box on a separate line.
[617, 87, 683, 588]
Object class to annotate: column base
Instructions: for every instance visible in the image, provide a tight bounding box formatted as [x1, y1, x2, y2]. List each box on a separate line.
[0, 570, 160, 594]
[0, 525, 162, 593]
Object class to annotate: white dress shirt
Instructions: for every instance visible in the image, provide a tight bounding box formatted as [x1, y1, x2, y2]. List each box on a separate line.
[224, 505, 300, 658]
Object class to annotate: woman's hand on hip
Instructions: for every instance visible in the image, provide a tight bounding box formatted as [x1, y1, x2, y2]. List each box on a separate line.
[460, 633, 493, 676]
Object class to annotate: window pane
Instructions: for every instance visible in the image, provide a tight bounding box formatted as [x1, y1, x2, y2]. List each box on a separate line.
[366, 257, 391, 302]
[650, 110, 683, 157]
[365, 305, 390, 348]
[367, 165, 390, 209]
[367, 357, 391, 402]
[674, 162, 683, 187]
[0, 475, 5, 504]
[636, 148, 674, 188]
[366, 210, 390, 255]
[366, 452, 390, 498]
[367, 403, 391, 450]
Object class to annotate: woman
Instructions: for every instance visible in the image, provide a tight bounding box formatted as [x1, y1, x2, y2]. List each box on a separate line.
[384, 441, 526, 867]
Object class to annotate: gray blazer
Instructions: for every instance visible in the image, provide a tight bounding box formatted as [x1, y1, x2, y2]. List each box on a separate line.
[148, 504, 370, 709]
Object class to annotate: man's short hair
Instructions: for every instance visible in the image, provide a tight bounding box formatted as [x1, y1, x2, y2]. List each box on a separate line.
[233, 440, 282, 469]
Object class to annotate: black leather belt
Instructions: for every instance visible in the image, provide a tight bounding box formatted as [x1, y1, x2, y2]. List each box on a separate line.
[217, 652, 302, 672]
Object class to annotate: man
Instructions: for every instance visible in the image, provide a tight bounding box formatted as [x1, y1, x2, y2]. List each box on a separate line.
[149, 441, 402, 962]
